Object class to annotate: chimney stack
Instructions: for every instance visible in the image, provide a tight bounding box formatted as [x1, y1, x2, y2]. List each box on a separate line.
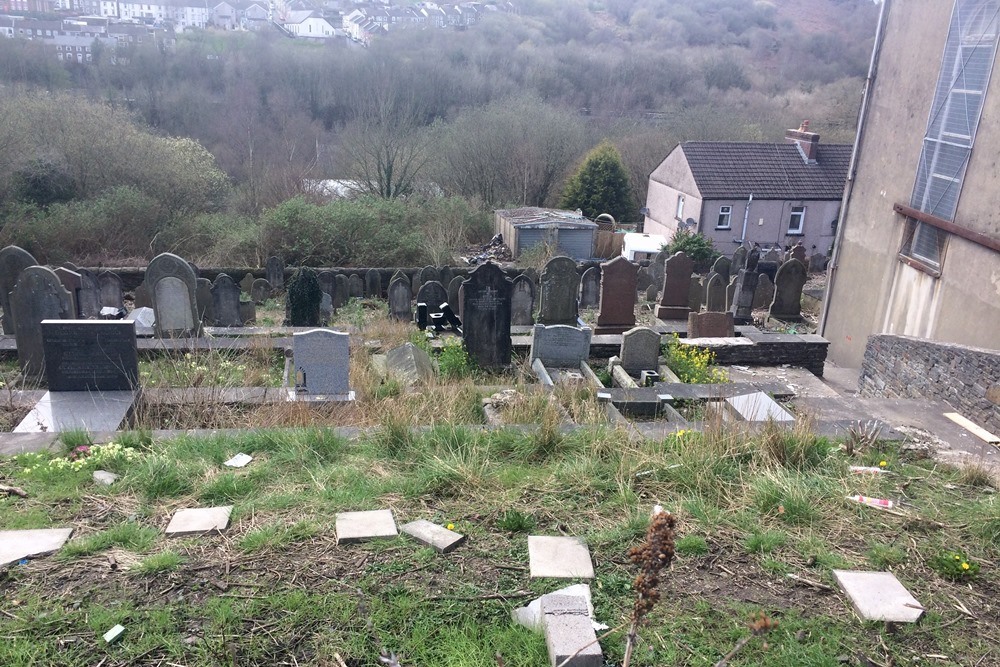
[785, 120, 820, 164]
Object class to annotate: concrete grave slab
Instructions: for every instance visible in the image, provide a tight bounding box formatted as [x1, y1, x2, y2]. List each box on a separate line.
[724, 391, 795, 422]
[541, 594, 603, 667]
[833, 570, 925, 623]
[528, 536, 594, 579]
[400, 519, 465, 553]
[0, 528, 74, 566]
[336, 509, 398, 544]
[14, 391, 135, 434]
[165, 506, 233, 537]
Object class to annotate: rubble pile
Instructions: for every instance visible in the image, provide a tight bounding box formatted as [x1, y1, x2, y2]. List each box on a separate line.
[463, 234, 513, 265]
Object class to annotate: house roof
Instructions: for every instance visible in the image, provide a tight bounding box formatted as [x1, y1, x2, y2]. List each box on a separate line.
[496, 207, 598, 230]
[677, 141, 852, 201]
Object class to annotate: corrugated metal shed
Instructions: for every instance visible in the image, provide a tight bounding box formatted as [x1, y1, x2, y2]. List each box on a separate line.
[494, 207, 597, 260]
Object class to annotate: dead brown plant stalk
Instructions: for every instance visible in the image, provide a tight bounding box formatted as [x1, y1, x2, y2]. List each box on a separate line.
[623, 508, 677, 667]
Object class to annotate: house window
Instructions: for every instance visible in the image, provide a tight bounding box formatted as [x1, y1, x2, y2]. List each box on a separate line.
[903, 0, 999, 271]
[675, 195, 685, 221]
[716, 205, 732, 229]
[788, 206, 805, 235]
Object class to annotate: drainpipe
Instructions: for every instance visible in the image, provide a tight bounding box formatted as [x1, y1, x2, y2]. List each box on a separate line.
[819, 0, 889, 337]
[738, 193, 753, 244]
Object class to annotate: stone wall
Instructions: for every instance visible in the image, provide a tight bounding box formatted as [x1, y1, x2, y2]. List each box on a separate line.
[680, 331, 829, 376]
[860, 335, 1000, 434]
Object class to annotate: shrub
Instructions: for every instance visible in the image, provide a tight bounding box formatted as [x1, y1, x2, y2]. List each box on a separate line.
[440, 338, 473, 379]
[929, 550, 981, 580]
[285, 267, 322, 327]
[662, 334, 726, 384]
[663, 228, 720, 265]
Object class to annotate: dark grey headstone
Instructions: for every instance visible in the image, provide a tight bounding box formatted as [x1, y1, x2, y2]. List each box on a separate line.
[251, 278, 271, 304]
[10, 266, 74, 378]
[385, 342, 434, 386]
[333, 274, 349, 308]
[410, 273, 420, 296]
[595, 256, 637, 334]
[239, 299, 256, 325]
[705, 273, 726, 312]
[388, 278, 412, 321]
[240, 272, 255, 296]
[318, 271, 336, 298]
[133, 282, 151, 309]
[349, 274, 363, 298]
[75, 267, 101, 319]
[753, 273, 775, 309]
[147, 252, 201, 338]
[688, 275, 703, 311]
[98, 272, 124, 310]
[770, 259, 808, 322]
[447, 276, 464, 311]
[537, 256, 579, 325]
[0, 245, 37, 334]
[196, 277, 214, 325]
[730, 247, 761, 324]
[620, 327, 661, 375]
[418, 265, 439, 287]
[511, 274, 535, 326]
[646, 284, 658, 302]
[416, 280, 448, 315]
[211, 273, 242, 327]
[320, 293, 333, 325]
[648, 251, 666, 290]
[655, 251, 695, 320]
[687, 311, 735, 338]
[266, 256, 284, 290]
[42, 320, 138, 391]
[529, 324, 592, 368]
[292, 329, 351, 397]
[791, 244, 807, 264]
[439, 267, 454, 289]
[726, 275, 738, 311]
[579, 266, 600, 309]
[710, 256, 731, 285]
[732, 246, 748, 273]
[53, 267, 82, 319]
[808, 253, 827, 273]
[365, 269, 381, 298]
[636, 266, 652, 292]
[462, 262, 513, 369]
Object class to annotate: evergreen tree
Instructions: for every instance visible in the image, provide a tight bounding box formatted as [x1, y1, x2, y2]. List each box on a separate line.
[559, 140, 635, 223]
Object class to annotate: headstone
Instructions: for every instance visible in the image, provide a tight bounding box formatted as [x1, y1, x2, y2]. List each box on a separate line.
[688, 275, 703, 311]
[710, 255, 731, 285]
[578, 267, 600, 309]
[285, 267, 323, 327]
[457, 284, 465, 321]
[336, 509, 398, 544]
[417, 265, 439, 287]
[251, 278, 271, 304]
[319, 293, 332, 324]
[725, 275, 738, 310]
[527, 535, 595, 579]
[808, 252, 827, 273]
[619, 327, 661, 375]
[648, 251, 666, 291]
[318, 271, 336, 298]
[462, 262, 513, 369]
[61, 261, 79, 271]
[146, 253, 200, 338]
[165, 506, 232, 537]
[416, 280, 448, 316]
[511, 274, 535, 326]
[333, 274, 349, 308]
[10, 266, 74, 378]
[753, 273, 775, 309]
[537, 256, 580, 326]
[52, 267, 82, 318]
[265, 256, 284, 290]
[636, 266, 652, 292]
[42, 320, 138, 391]
[195, 277, 214, 325]
[239, 299, 256, 325]
[187, 261, 199, 278]
[439, 266, 454, 289]
[594, 256, 637, 334]
[763, 248, 782, 263]
[133, 283, 151, 309]
[388, 277, 412, 321]
[732, 246, 748, 273]
[365, 269, 381, 298]
[645, 284, 658, 302]
[655, 251, 695, 320]
[705, 273, 726, 312]
[349, 274, 364, 298]
[292, 329, 352, 398]
[97, 272, 125, 310]
[730, 247, 761, 324]
[447, 275, 464, 311]
[530, 324, 592, 368]
[384, 342, 435, 386]
[410, 272, 420, 296]
[0, 245, 37, 334]
[240, 272, 255, 296]
[126, 307, 155, 329]
[790, 243, 807, 264]
[74, 267, 101, 319]
[211, 273, 242, 327]
[770, 259, 808, 322]
[687, 311, 735, 338]
[415, 303, 429, 330]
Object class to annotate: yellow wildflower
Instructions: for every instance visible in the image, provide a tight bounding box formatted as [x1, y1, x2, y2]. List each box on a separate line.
[447, 523, 455, 531]
[962, 562, 970, 570]
[879, 460, 887, 467]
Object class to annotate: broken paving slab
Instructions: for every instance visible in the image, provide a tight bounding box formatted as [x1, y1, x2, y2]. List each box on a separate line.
[512, 583, 604, 632]
[165, 506, 233, 537]
[541, 594, 603, 667]
[400, 519, 465, 553]
[336, 509, 398, 544]
[528, 536, 595, 579]
[0, 528, 74, 567]
[833, 570, 925, 623]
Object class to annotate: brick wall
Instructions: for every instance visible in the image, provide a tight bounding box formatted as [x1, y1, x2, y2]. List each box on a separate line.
[860, 335, 1000, 434]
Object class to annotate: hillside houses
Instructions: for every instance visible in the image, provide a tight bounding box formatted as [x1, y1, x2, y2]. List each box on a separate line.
[0, 14, 174, 58]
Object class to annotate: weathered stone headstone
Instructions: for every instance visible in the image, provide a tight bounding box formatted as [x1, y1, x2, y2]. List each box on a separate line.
[578, 267, 600, 309]
[648, 251, 666, 290]
[319, 293, 332, 325]
[73, 267, 101, 319]
[725, 275, 738, 310]
[645, 284, 658, 302]
[710, 256, 731, 285]
[790, 243, 807, 264]
[388, 277, 412, 321]
[530, 324, 592, 368]
[365, 269, 381, 298]
[417, 265, 439, 287]
[317, 271, 336, 298]
[349, 274, 363, 298]
[42, 320, 138, 391]
[705, 273, 726, 312]
[688, 275, 703, 311]
[384, 342, 435, 386]
[251, 278, 271, 304]
[133, 282, 151, 309]
[292, 329, 352, 398]
[53, 267, 82, 319]
[416, 280, 449, 316]
[240, 272, 255, 296]
[594, 256, 637, 334]
[333, 274, 349, 308]
[410, 273, 420, 296]
[187, 261, 200, 278]
[620, 327, 661, 375]
[98, 272, 124, 311]
[0, 245, 37, 334]
[285, 267, 323, 327]
[770, 259, 808, 322]
[195, 278, 213, 325]
[636, 266, 652, 292]
[239, 299, 256, 325]
[10, 266, 74, 378]
[763, 248, 782, 263]
[462, 262, 513, 369]
[265, 256, 284, 290]
[753, 273, 775, 309]
[730, 247, 761, 325]
[687, 311, 735, 338]
[511, 274, 535, 326]
[211, 273, 242, 327]
[655, 251, 695, 320]
[732, 246, 748, 273]
[808, 252, 827, 273]
[447, 275, 464, 311]
[146, 253, 200, 338]
[439, 266, 454, 289]
[537, 256, 580, 326]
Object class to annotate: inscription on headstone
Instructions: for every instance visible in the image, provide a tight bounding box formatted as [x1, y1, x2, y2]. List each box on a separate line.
[42, 320, 138, 391]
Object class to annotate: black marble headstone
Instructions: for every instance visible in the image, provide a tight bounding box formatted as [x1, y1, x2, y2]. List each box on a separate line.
[42, 320, 138, 391]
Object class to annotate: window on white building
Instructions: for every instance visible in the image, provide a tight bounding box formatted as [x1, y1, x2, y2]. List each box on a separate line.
[675, 194, 685, 221]
[788, 206, 805, 235]
[716, 205, 732, 229]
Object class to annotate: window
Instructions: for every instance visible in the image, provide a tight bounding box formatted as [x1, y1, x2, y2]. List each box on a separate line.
[675, 194, 685, 220]
[788, 206, 805, 235]
[716, 205, 732, 229]
[903, 0, 999, 270]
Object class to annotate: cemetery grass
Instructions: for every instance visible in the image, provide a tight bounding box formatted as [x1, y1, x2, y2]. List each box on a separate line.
[1, 422, 999, 666]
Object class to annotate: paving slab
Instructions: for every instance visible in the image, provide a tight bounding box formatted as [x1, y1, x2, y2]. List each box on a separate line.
[833, 570, 925, 623]
[165, 506, 233, 537]
[14, 390, 135, 434]
[725, 391, 795, 422]
[528, 536, 594, 579]
[541, 594, 603, 667]
[400, 519, 465, 553]
[336, 509, 398, 544]
[512, 584, 598, 632]
[0, 528, 74, 566]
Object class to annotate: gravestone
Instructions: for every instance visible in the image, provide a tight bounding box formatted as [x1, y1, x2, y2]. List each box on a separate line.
[365, 269, 381, 298]
[292, 329, 352, 398]
[240, 272, 255, 296]
[195, 278, 214, 325]
[42, 320, 138, 391]
[730, 247, 761, 325]
[439, 266, 454, 289]
[418, 265, 439, 287]
[349, 274, 364, 298]
[75, 267, 101, 319]
[211, 274, 242, 327]
[147, 253, 201, 338]
[318, 271, 336, 298]
[688, 275, 703, 312]
[808, 253, 827, 273]
[187, 261, 200, 278]
[388, 277, 412, 321]
[594, 256, 637, 334]
[770, 259, 808, 321]
[645, 284, 658, 302]
[578, 267, 600, 309]
[410, 273, 420, 296]
[655, 251, 695, 320]
[511, 274, 535, 326]
[53, 267, 82, 319]
[333, 274, 349, 308]
[687, 311, 735, 338]
[763, 248, 782, 263]
[265, 256, 284, 290]
[725, 275, 738, 310]
[98, 272, 125, 310]
[636, 266, 652, 292]
[416, 280, 449, 316]
[384, 342, 435, 386]
[240, 299, 256, 325]
[710, 256, 731, 285]
[319, 293, 332, 325]
[462, 262, 513, 369]
[445, 275, 463, 311]
[790, 243, 807, 264]
[732, 246, 748, 273]
[537, 256, 580, 326]
[0, 245, 37, 334]
[648, 251, 666, 290]
[705, 273, 726, 312]
[10, 266, 74, 378]
[619, 327, 661, 375]
[285, 267, 322, 327]
[251, 278, 271, 304]
[753, 273, 775, 309]
[530, 324, 592, 368]
[133, 283, 151, 309]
